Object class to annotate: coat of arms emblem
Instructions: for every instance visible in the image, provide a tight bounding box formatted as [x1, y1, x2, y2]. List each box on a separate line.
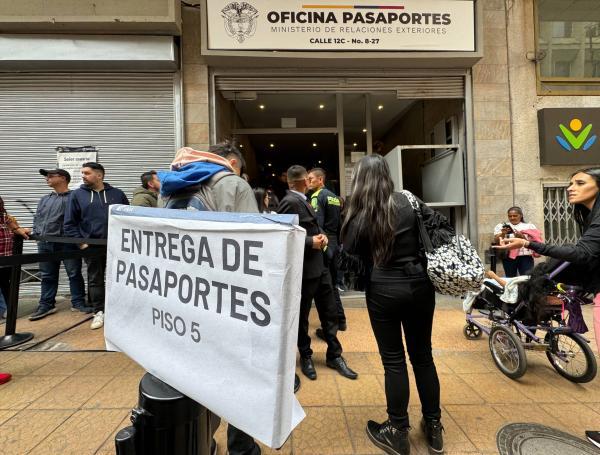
[221, 2, 259, 43]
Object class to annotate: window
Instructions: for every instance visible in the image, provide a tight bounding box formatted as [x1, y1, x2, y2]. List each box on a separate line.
[536, 0, 600, 93]
[543, 185, 579, 245]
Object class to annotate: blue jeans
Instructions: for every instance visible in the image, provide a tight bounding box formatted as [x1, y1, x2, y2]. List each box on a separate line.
[502, 255, 534, 278]
[38, 242, 85, 310]
[0, 283, 6, 316]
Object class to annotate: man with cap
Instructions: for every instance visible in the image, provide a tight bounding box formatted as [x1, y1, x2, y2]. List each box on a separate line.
[29, 169, 92, 321]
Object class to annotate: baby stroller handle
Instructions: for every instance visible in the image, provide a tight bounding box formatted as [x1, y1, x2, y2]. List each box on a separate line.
[547, 261, 571, 280]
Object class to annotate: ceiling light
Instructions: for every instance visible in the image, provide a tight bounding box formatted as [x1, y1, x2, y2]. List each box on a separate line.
[319, 104, 325, 109]
[239, 144, 244, 148]
[270, 143, 275, 148]
[267, 163, 272, 167]
[312, 142, 317, 147]
[377, 105, 384, 110]
[318, 160, 322, 164]
[353, 142, 358, 147]
[259, 104, 265, 110]
[362, 128, 367, 133]
[272, 173, 276, 177]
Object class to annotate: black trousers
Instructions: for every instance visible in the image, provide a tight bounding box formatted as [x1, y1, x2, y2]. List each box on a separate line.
[366, 277, 441, 428]
[210, 412, 260, 454]
[326, 237, 346, 324]
[0, 266, 10, 306]
[298, 269, 343, 360]
[84, 246, 107, 313]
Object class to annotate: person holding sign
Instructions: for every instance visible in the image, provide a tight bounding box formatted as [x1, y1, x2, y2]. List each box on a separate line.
[159, 143, 262, 455]
[277, 165, 358, 381]
[64, 162, 129, 330]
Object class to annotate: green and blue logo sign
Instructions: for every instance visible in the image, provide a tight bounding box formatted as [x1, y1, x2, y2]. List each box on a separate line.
[555, 118, 597, 152]
[538, 108, 600, 165]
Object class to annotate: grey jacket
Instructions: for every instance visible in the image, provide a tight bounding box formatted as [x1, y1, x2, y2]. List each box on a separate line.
[212, 174, 258, 213]
[32, 191, 71, 237]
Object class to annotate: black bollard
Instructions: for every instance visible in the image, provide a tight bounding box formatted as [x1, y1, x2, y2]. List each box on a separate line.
[0, 236, 34, 350]
[115, 373, 211, 455]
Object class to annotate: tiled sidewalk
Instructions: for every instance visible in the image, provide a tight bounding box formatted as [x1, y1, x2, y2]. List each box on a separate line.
[1, 303, 599, 454]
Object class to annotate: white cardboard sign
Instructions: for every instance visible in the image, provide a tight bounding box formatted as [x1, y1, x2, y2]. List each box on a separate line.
[105, 205, 306, 448]
[207, 0, 475, 52]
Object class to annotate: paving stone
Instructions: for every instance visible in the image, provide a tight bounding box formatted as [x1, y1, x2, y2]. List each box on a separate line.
[439, 373, 485, 405]
[445, 404, 508, 452]
[337, 374, 386, 406]
[296, 374, 341, 407]
[292, 407, 354, 454]
[439, 352, 495, 374]
[0, 352, 62, 376]
[0, 409, 18, 425]
[82, 374, 141, 409]
[0, 375, 67, 410]
[0, 409, 73, 454]
[30, 352, 97, 376]
[29, 409, 127, 455]
[492, 404, 572, 433]
[96, 413, 133, 453]
[73, 352, 132, 376]
[539, 403, 600, 436]
[343, 405, 388, 454]
[458, 373, 533, 404]
[0, 350, 21, 364]
[27, 375, 113, 410]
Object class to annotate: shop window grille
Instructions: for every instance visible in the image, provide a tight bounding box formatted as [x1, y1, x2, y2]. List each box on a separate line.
[543, 185, 580, 245]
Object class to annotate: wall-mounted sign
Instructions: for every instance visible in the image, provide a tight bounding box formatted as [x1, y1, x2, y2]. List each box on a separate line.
[56, 146, 98, 190]
[538, 109, 600, 165]
[206, 0, 475, 52]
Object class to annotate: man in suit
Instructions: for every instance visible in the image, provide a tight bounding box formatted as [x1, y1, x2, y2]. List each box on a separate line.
[277, 165, 357, 381]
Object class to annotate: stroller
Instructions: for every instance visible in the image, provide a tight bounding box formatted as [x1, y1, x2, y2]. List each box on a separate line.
[462, 261, 597, 383]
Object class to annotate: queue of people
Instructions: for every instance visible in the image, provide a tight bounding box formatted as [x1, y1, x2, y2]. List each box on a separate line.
[1, 142, 599, 454]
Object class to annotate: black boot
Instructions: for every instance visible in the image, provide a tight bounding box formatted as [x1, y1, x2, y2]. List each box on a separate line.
[366, 419, 410, 455]
[421, 419, 444, 454]
[300, 356, 317, 380]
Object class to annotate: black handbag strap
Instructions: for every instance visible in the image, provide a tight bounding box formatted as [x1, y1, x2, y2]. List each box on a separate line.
[400, 191, 434, 254]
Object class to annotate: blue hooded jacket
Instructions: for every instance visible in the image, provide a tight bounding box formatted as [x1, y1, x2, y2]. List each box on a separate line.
[64, 183, 129, 239]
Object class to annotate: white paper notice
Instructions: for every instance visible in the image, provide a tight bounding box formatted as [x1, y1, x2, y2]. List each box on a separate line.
[104, 206, 306, 448]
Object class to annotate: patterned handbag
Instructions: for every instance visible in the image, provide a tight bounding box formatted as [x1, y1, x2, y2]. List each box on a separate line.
[402, 191, 484, 297]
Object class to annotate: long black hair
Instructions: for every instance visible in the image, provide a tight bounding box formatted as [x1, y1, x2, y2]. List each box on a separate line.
[340, 154, 398, 266]
[571, 167, 600, 232]
[253, 187, 268, 213]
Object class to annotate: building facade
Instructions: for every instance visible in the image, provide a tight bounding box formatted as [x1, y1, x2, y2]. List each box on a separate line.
[0, 0, 599, 258]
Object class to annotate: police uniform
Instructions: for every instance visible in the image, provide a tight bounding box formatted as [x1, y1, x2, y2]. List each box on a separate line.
[310, 187, 346, 327]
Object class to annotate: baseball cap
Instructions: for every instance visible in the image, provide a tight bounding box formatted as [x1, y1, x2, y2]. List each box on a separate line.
[39, 168, 71, 183]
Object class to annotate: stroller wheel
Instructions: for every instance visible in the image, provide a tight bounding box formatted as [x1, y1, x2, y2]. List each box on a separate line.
[489, 325, 527, 379]
[545, 332, 597, 383]
[463, 322, 482, 340]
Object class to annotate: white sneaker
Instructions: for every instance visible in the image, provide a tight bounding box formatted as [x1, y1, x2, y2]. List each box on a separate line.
[90, 311, 104, 330]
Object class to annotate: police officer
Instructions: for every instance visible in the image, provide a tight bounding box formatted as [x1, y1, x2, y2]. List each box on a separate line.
[307, 168, 347, 331]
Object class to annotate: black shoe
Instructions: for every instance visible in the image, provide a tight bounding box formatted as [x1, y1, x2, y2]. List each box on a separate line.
[294, 374, 301, 393]
[421, 419, 444, 453]
[71, 305, 94, 314]
[29, 307, 57, 321]
[300, 357, 317, 380]
[316, 328, 326, 341]
[326, 356, 358, 380]
[586, 431, 600, 449]
[366, 419, 410, 455]
[339, 321, 347, 331]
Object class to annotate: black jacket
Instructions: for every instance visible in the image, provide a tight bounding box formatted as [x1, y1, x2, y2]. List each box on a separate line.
[277, 190, 325, 280]
[342, 192, 452, 282]
[529, 199, 600, 293]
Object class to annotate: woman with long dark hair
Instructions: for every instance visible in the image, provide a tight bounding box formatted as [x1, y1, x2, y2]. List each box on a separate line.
[341, 155, 446, 455]
[496, 167, 600, 448]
